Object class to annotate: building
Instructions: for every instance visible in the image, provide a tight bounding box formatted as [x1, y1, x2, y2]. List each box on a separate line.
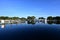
[0, 19, 22, 24]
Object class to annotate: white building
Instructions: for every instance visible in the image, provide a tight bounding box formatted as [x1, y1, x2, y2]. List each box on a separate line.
[1, 20, 4, 24]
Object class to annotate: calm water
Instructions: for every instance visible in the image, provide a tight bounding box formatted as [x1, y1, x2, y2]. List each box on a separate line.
[0, 22, 60, 40]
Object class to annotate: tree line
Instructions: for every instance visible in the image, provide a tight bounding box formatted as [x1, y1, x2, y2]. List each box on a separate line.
[0, 16, 60, 21]
[47, 16, 60, 21]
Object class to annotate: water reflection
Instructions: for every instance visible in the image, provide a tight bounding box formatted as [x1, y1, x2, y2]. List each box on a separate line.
[47, 21, 53, 24]
[27, 21, 36, 24]
[27, 20, 60, 24]
[0, 20, 60, 29]
[1, 24, 5, 28]
[47, 21, 60, 24]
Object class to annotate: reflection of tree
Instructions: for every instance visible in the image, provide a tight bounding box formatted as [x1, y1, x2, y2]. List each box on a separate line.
[27, 21, 35, 24]
[31, 20, 35, 24]
[54, 21, 60, 24]
[47, 21, 60, 24]
[1, 24, 5, 28]
[47, 16, 60, 24]
[47, 21, 53, 24]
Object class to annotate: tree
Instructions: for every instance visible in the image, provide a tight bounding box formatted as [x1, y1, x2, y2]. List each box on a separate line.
[12, 17, 19, 20]
[47, 16, 53, 20]
[27, 16, 32, 21]
[27, 16, 31, 19]
[27, 16, 36, 21]
[39, 17, 45, 19]
[55, 16, 60, 20]
[0, 16, 6, 20]
[20, 17, 26, 21]
[31, 16, 35, 19]
[55, 16, 60, 23]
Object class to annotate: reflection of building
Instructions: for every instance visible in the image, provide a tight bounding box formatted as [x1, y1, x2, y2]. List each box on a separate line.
[38, 19, 45, 22]
[45, 18, 47, 24]
[38, 18, 48, 24]
[1, 25, 5, 28]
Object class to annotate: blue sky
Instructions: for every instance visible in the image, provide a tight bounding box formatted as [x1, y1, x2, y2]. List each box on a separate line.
[0, 0, 60, 18]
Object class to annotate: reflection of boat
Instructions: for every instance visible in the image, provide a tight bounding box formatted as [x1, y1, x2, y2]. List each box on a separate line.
[1, 25, 5, 28]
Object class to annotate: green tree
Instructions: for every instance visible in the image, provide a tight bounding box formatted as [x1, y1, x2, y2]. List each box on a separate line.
[20, 17, 26, 21]
[47, 16, 53, 20]
[0, 16, 6, 20]
[27, 16, 32, 21]
[39, 17, 45, 19]
[31, 16, 35, 19]
[12, 17, 19, 20]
